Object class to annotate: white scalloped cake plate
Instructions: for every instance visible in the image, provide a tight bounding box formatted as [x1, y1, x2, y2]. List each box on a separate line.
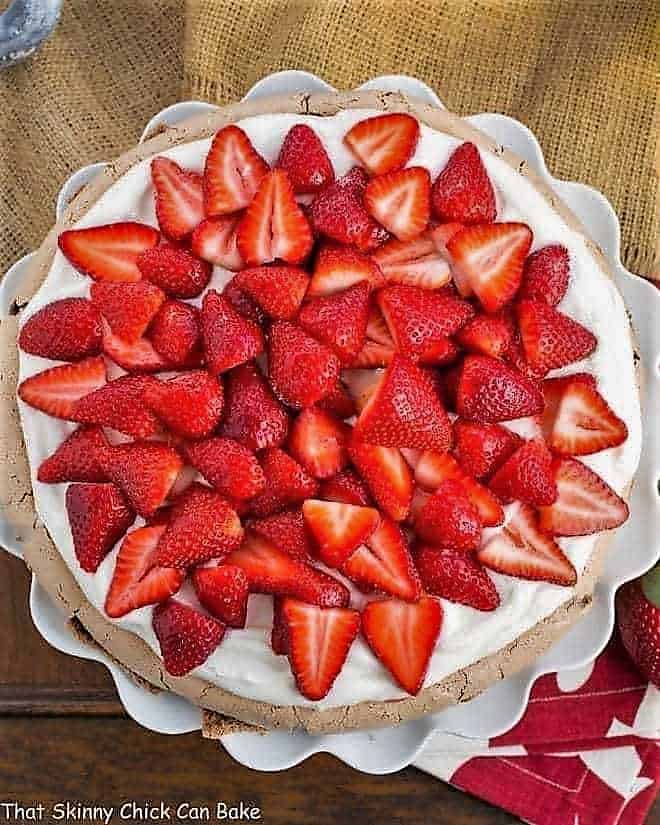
[1, 72, 659, 774]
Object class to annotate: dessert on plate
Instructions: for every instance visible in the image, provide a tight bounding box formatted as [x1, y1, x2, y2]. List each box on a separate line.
[9, 91, 641, 732]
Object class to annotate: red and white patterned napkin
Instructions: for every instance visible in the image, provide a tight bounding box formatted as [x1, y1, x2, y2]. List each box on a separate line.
[414, 635, 659, 824]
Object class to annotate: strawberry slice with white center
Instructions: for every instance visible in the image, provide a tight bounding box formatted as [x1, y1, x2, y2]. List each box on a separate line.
[307, 243, 385, 298]
[415, 546, 500, 611]
[446, 222, 532, 311]
[478, 502, 577, 586]
[58, 222, 160, 283]
[101, 320, 170, 373]
[348, 441, 413, 521]
[516, 299, 597, 375]
[364, 167, 431, 241]
[538, 457, 629, 537]
[90, 280, 165, 343]
[371, 233, 451, 290]
[288, 407, 350, 480]
[152, 600, 226, 677]
[281, 598, 361, 700]
[298, 280, 370, 364]
[362, 596, 442, 695]
[344, 113, 419, 175]
[431, 142, 496, 224]
[234, 265, 309, 321]
[302, 499, 380, 568]
[18, 356, 107, 420]
[151, 156, 205, 241]
[191, 215, 244, 271]
[203, 124, 269, 215]
[237, 169, 313, 266]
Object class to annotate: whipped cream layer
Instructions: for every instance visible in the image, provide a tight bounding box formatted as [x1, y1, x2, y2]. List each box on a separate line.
[17, 109, 642, 708]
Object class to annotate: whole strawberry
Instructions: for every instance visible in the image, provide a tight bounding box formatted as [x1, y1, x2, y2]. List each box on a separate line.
[616, 565, 660, 687]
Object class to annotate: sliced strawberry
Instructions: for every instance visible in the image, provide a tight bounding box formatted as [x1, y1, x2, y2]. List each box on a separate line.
[344, 113, 419, 175]
[221, 364, 289, 451]
[101, 321, 169, 373]
[105, 524, 184, 618]
[453, 420, 521, 480]
[66, 482, 134, 573]
[488, 439, 557, 506]
[249, 447, 319, 518]
[519, 244, 570, 306]
[277, 124, 335, 194]
[415, 546, 499, 611]
[364, 167, 431, 241]
[282, 598, 360, 700]
[201, 289, 264, 374]
[144, 370, 224, 439]
[288, 407, 350, 479]
[298, 281, 370, 363]
[366, 305, 394, 346]
[430, 221, 465, 259]
[342, 368, 384, 413]
[19, 298, 102, 361]
[302, 499, 380, 567]
[184, 437, 265, 501]
[414, 478, 482, 550]
[319, 468, 372, 507]
[234, 265, 309, 320]
[192, 565, 250, 628]
[151, 156, 204, 241]
[317, 380, 357, 419]
[409, 486, 431, 521]
[58, 222, 160, 283]
[268, 321, 340, 409]
[362, 596, 442, 695]
[204, 125, 269, 215]
[517, 299, 597, 375]
[137, 241, 211, 299]
[90, 281, 165, 343]
[73, 374, 160, 438]
[538, 457, 629, 536]
[431, 142, 496, 224]
[148, 300, 202, 367]
[250, 509, 312, 561]
[153, 599, 225, 676]
[350, 339, 395, 368]
[456, 311, 514, 359]
[371, 233, 451, 289]
[18, 356, 107, 420]
[222, 276, 265, 324]
[455, 354, 544, 422]
[191, 215, 244, 270]
[38, 426, 110, 484]
[307, 243, 385, 298]
[348, 441, 413, 521]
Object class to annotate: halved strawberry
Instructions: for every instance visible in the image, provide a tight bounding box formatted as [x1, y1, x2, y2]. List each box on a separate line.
[362, 596, 442, 695]
[19, 298, 102, 361]
[105, 524, 184, 618]
[350, 339, 395, 368]
[144, 370, 224, 439]
[151, 156, 204, 241]
[371, 233, 451, 289]
[192, 565, 250, 627]
[234, 265, 309, 320]
[519, 244, 570, 306]
[184, 437, 265, 501]
[319, 468, 372, 507]
[222, 276, 265, 324]
[221, 364, 289, 451]
[430, 221, 465, 259]
[90, 281, 165, 343]
[152, 599, 225, 677]
[455, 354, 544, 422]
[478, 502, 576, 586]
[249, 447, 319, 518]
[18, 356, 107, 420]
[288, 407, 350, 479]
[201, 289, 264, 374]
[364, 167, 431, 241]
[516, 299, 597, 375]
[414, 478, 482, 550]
[73, 374, 160, 438]
[191, 215, 244, 270]
[348, 441, 413, 521]
[148, 300, 202, 367]
[38, 426, 110, 484]
[250, 508, 312, 561]
[237, 168, 313, 266]
[455, 311, 514, 359]
[453, 420, 521, 480]
[488, 439, 557, 506]
[344, 113, 419, 175]
[277, 124, 335, 194]
[415, 547, 500, 611]
[307, 243, 385, 298]
[298, 281, 370, 364]
[282, 598, 360, 700]
[203, 124, 269, 215]
[317, 380, 357, 419]
[302, 499, 380, 567]
[538, 457, 629, 536]
[101, 321, 169, 373]
[66, 482, 134, 573]
[431, 142, 496, 224]
[58, 222, 160, 283]
[137, 241, 212, 299]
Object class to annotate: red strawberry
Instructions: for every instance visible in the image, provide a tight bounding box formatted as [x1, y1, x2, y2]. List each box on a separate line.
[517, 300, 597, 375]
[66, 482, 134, 573]
[415, 478, 482, 550]
[227, 534, 349, 607]
[616, 566, 660, 687]
[191, 215, 244, 270]
[488, 439, 557, 506]
[250, 509, 312, 561]
[366, 305, 394, 346]
[144, 370, 224, 439]
[73, 374, 159, 437]
[541, 375, 627, 456]
[455, 354, 544, 423]
[249, 447, 319, 518]
[453, 420, 521, 480]
[303, 499, 381, 567]
[350, 340, 395, 368]
[38, 426, 110, 484]
[309, 167, 388, 253]
[221, 364, 289, 451]
[371, 233, 451, 289]
[151, 156, 204, 241]
[456, 311, 514, 359]
[101, 321, 169, 373]
[90, 281, 165, 343]
[19, 298, 102, 361]
[100, 441, 183, 518]
[237, 168, 313, 266]
[192, 565, 250, 628]
[342, 518, 421, 601]
[152, 599, 225, 676]
[277, 124, 335, 194]
[415, 547, 500, 611]
[184, 437, 265, 500]
[268, 321, 340, 409]
[317, 380, 357, 419]
[430, 221, 465, 258]
[288, 407, 350, 479]
[105, 524, 185, 618]
[282, 598, 360, 700]
[234, 265, 309, 320]
[538, 457, 629, 536]
[447, 223, 532, 311]
[58, 222, 159, 283]
[148, 300, 202, 367]
[353, 355, 452, 451]
[431, 142, 496, 224]
[365, 167, 431, 241]
[222, 276, 265, 324]
[362, 596, 442, 695]
[137, 241, 211, 299]
[308, 242, 385, 298]
[155, 484, 243, 568]
[519, 244, 570, 306]
[298, 281, 370, 363]
[201, 290, 264, 374]
[344, 113, 419, 175]
[271, 596, 289, 654]
[203, 124, 269, 215]
[319, 468, 372, 507]
[18, 356, 107, 420]
[348, 441, 413, 521]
